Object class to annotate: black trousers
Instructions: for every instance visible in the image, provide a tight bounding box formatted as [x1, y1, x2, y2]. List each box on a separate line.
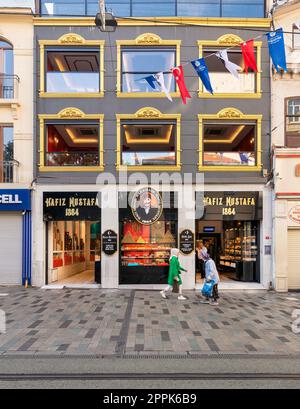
[212, 284, 219, 301]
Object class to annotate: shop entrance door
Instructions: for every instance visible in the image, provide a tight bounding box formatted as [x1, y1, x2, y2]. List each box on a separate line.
[195, 233, 221, 284]
[49, 220, 101, 285]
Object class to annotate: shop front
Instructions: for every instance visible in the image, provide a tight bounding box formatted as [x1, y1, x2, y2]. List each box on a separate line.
[196, 191, 262, 283]
[119, 189, 178, 284]
[0, 189, 31, 285]
[43, 192, 101, 285]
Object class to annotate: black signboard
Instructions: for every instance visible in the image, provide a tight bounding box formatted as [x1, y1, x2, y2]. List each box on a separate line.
[43, 192, 101, 221]
[196, 191, 262, 221]
[180, 229, 194, 255]
[102, 230, 118, 255]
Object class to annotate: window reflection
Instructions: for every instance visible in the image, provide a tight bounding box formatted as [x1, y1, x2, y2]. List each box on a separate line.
[121, 48, 175, 93]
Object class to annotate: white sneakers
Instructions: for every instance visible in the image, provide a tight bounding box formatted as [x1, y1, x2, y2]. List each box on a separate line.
[160, 291, 187, 300]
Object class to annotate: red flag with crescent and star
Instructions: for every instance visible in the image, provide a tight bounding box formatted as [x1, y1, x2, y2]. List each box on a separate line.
[240, 40, 258, 74]
[172, 65, 191, 104]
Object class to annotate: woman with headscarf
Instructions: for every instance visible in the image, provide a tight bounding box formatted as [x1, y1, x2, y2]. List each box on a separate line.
[160, 248, 187, 300]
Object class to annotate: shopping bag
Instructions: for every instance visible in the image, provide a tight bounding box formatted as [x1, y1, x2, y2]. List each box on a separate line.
[201, 280, 215, 298]
[172, 280, 180, 293]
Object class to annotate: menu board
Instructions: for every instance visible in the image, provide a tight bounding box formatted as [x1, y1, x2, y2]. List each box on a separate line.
[102, 230, 118, 255]
[179, 229, 194, 255]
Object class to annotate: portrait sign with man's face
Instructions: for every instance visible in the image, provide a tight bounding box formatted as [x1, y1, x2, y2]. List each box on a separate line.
[131, 187, 163, 225]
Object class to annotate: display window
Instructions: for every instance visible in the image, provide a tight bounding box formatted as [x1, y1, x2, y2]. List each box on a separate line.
[50, 220, 101, 285]
[119, 191, 178, 284]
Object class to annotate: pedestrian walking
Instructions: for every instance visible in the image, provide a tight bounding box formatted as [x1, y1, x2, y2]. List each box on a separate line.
[200, 253, 220, 306]
[160, 248, 187, 300]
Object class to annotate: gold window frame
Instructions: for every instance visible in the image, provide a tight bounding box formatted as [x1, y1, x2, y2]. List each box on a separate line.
[198, 107, 262, 172]
[39, 33, 105, 98]
[197, 34, 262, 99]
[38, 107, 104, 172]
[116, 107, 181, 171]
[116, 33, 181, 98]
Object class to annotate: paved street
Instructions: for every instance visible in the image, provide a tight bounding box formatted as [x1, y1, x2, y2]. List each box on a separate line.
[0, 287, 299, 356]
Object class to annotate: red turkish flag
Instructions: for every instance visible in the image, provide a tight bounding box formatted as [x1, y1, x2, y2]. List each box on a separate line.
[172, 65, 191, 104]
[240, 40, 258, 74]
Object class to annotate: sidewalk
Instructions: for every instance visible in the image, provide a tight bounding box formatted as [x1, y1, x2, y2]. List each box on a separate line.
[0, 287, 299, 356]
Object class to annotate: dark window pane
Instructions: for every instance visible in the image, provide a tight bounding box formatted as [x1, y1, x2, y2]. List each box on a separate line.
[46, 123, 100, 166]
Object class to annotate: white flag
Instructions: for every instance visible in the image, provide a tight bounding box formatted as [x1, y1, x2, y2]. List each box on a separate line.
[154, 72, 173, 102]
[216, 50, 242, 79]
[295, 22, 300, 30]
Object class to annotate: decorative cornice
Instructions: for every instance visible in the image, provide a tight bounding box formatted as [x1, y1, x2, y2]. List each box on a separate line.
[58, 33, 85, 44]
[135, 33, 162, 45]
[217, 108, 244, 119]
[217, 34, 243, 45]
[135, 107, 162, 118]
[58, 107, 85, 119]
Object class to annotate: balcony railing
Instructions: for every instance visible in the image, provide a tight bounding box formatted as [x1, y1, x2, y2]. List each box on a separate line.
[0, 75, 20, 99]
[0, 160, 19, 183]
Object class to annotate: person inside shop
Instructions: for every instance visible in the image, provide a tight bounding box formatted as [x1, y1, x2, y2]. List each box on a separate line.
[196, 240, 207, 279]
[200, 253, 220, 306]
[136, 192, 159, 222]
[160, 248, 187, 300]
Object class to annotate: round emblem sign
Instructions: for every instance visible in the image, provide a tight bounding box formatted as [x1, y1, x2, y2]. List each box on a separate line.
[131, 187, 163, 225]
[289, 206, 300, 225]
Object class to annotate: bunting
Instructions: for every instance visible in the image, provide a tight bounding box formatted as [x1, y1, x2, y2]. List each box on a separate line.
[144, 73, 173, 101]
[172, 66, 191, 104]
[240, 40, 258, 73]
[267, 28, 287, 73]
[216, 50, 242, 79]
[191, 58, 214, 94]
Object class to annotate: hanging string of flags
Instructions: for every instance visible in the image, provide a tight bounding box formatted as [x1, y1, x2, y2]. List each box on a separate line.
[139, 27, 291, 104]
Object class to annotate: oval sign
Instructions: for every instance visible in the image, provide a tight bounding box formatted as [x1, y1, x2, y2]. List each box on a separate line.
[102, 230, 118, 255]
[131, 187, 163, 225]
[289, 206, 300, 224]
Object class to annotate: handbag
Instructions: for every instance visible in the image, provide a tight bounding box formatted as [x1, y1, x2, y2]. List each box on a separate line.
[172, 280, 180, 293]
[201, 279, 216, 298]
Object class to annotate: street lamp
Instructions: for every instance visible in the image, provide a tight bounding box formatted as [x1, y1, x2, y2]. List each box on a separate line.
[95, 11, 117, 32]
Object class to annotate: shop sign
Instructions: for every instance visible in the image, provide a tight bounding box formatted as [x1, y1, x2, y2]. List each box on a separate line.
[131, 187, 163, 225]
[179, 229, 194, 255]
[102, 230, 118, 255]
[0, 189, 31, 211]
[289, 205, 300, 224]
[43, 192, 101, 221]
[197, 192, 262, 221]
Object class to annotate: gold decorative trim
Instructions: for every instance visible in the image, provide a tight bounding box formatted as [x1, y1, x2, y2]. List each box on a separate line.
[197, 35, 262, 99]
[116, 34, 181, 98]
[33, 17, 272, 28]
[198, 108, 262, 172]
[39, 34, 105, 98]
[116, 107, 181, 171]
[38, 108, 104, 172]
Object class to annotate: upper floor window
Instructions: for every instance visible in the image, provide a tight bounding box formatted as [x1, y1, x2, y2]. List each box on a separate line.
[121, 47, 176, 94]
[39, 108, 104, 172]
[198, 35, 262, 98]
[40, 0, 266, 17]
[198, 108, 262, 171]
[46, 47, 100, 93]
[0, 39, 15, 99]
[117, 107, 181, 170]
[292, 24, 300, 50]
[286, 98, 300, 148]
[39, 34, 105, 98]
[0, 126, 14, 183]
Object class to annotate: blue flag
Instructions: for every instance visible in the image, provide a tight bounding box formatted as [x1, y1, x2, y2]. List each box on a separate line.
[267, 28, 287, 73]
[191, 58, 213, 94]
[143, 75, 157, 90]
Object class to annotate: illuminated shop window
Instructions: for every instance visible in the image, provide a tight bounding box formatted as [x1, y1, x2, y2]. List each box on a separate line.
[121, 121, 177, 167]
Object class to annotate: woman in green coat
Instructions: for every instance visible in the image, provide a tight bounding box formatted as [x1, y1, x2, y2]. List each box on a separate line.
[160, 248, 187, 300]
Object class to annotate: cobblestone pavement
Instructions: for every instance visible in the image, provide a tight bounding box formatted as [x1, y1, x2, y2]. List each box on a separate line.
[0, 288, 299, 356]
